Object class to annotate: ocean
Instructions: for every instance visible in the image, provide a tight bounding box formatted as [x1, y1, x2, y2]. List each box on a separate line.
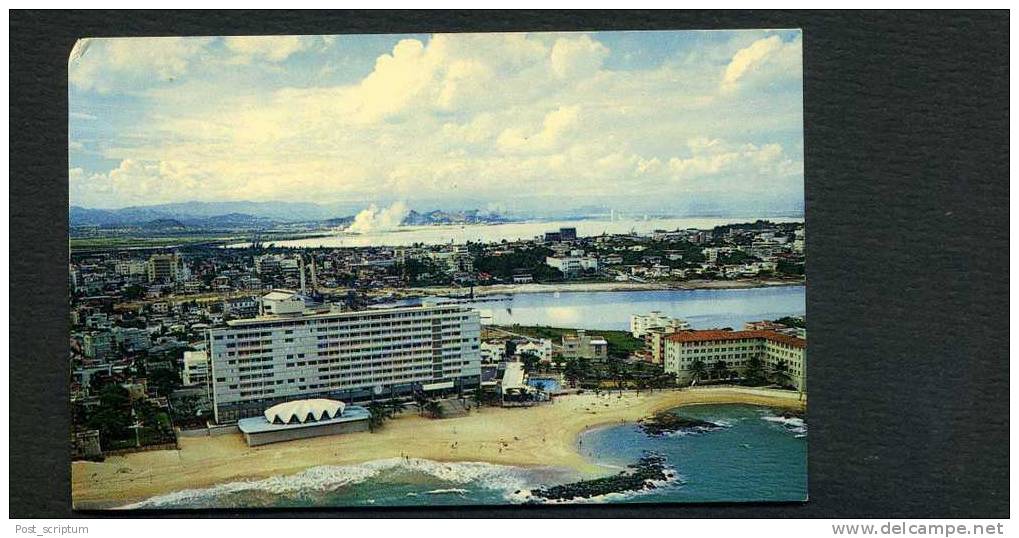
[125, 404, 807, 508]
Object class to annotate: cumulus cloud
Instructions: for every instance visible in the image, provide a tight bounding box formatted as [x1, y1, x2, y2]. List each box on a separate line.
[69, 37, 214, 93]
[223, 35, 317, 63]
[497, 105, 582, 153]
[665, 138, 800, 184]
[721, 34, 802, 91]
[549, 35, 609, 79]
[69, 31, 804, 210]
[347, 201, 410, 233]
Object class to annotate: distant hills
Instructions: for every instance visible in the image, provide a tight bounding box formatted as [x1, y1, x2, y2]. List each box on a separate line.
[403, 209, 512, 226]
[68, 201, 513, 229]
[68, 201, 357, 227]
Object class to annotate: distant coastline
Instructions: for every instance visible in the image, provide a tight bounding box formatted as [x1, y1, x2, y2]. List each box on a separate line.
[397, 277, 806, 299]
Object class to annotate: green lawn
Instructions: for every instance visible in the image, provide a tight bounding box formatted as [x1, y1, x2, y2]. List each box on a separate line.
[493, 324, 645, 357]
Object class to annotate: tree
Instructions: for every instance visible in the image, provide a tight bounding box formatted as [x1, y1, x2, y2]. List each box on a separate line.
[634, 375, 648, 396]
[413, 391, 429, 416]
[367, 401, 394, 432]
[520, 353, 541, 374]
[771, 359, 792, 387]
[473, 387, 487, 409]
[552, 357, 567, 375]
[148, 368, 181, 398]
[87, 384, 133, 446]
[744, 355, 766, 385]
[690, 360, 707, 383]
[564, 358, 583, 388]
[424, 400, 443, 419]
[122, 284, 146, 301]
[711, 360, 728, 380]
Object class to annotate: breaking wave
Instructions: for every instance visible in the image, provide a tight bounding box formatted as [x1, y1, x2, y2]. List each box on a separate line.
[121, 458, 553, 509]
[761, 415, 807, 435]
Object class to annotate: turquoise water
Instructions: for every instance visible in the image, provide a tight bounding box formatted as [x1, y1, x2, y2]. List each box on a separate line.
[578, 404, 807, 503]
[126, 404, 806, 508]
[528, 378, 561, 392]
[469, 286, 805, 331]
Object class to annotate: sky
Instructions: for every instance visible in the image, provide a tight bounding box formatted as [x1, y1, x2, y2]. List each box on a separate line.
[68, 30, 804, 216]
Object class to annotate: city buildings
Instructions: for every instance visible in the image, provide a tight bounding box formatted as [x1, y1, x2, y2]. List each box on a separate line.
[561, 330, 608, 360]
[82, 331, 114, 360]
[516, 338, 554, 363]
[206, 291, 482, 423]
[545, 254, 599, 278]
[147, 253, 182, 283]
[480, 341, 506, 363]
[663, 330, 806, 390]
[630, 311, 691, 338]
[182, 350, 210, 386]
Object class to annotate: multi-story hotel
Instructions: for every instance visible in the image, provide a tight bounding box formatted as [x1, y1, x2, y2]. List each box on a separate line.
[630, 311, 691, 338]
[207, 291, 482, 423]
[663, 330, 806, 390]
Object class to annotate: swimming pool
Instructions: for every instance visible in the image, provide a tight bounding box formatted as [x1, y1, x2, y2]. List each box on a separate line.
[527, 378, 561, 393]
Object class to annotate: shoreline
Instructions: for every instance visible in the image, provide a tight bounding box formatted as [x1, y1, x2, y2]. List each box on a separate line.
[71, 387, 804, 510]
[395, 278, 805, 298]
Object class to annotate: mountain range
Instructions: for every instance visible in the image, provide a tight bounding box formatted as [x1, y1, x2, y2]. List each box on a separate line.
[69, 201, 513, 228]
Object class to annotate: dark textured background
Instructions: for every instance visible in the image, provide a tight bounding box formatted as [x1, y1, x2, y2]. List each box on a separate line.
[9, 10, 1009, 518]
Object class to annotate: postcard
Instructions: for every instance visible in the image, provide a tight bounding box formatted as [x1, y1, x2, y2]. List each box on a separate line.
[69, 29, 806, 509]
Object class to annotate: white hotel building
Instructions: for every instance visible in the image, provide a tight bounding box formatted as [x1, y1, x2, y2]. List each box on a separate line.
[207, 291, 482, 423]
[630, 311, 691, 338]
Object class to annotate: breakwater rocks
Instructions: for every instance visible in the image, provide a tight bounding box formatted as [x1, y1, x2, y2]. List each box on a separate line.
[637, 412, 723, 436]
[525, 453, 676, 502]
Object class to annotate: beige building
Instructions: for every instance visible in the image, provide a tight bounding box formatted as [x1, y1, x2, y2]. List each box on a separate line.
[663, 330, 806, 390]
[182, 350, 210, 386]
[630, 311, 690, 338]
[561, 330, 608, 360]
[147, 253, 181, 283]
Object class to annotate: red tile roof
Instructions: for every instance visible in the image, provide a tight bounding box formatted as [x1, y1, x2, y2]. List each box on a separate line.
[666, 329, 806, 349]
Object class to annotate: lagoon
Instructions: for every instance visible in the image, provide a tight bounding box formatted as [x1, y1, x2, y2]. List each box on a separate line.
[468, 285, 806, 331]
[230, 216, 803, 248]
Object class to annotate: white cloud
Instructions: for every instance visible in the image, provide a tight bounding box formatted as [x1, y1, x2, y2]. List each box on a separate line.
[69, 37, 214, 93]
[665, 138, 800, 185]
[721, 34, 801, 91]
[549, 35, 609, 79]
[71, 31, 803, 209]
[497, 105, 582, 153]
[223, 35, 323, 63]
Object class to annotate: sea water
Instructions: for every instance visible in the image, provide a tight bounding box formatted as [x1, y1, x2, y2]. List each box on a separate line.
[125, 404, 806, 508]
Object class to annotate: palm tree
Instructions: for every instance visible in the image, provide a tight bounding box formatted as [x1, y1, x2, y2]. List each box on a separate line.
[745, 355, 766, 385]
[712, 360, 728, 380]
[424, 400, 443, 419]
[520, 352, 541, 374]
[366, 401, 393, 432]
[634, 376, 648, 396]
[771, 359, 791, 387]
[413, 391, 428, 416]
[690, 360, 707, 384]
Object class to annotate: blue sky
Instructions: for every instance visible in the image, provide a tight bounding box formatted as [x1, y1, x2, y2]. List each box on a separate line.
[69, 30, 803, 215]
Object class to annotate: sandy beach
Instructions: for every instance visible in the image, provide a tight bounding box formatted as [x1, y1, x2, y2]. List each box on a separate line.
[397, 278, 804, 298]
[71, 387, 804, 509]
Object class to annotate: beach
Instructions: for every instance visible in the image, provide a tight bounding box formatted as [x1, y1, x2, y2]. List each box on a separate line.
[71, 387, 804, 509]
